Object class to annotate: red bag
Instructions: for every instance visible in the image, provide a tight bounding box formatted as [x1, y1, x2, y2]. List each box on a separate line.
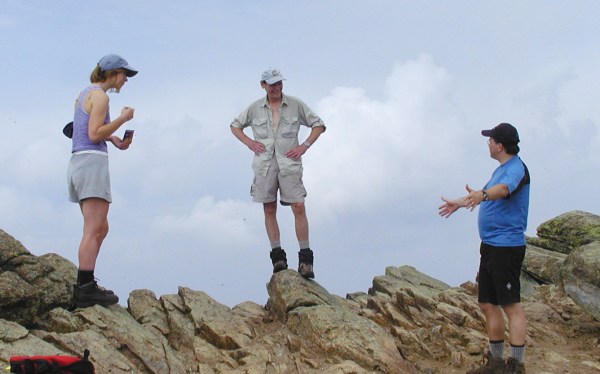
[9, 349, 95, 374]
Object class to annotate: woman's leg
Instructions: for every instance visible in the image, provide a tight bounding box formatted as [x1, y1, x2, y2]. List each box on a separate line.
[78, 198, 110, 270]
[74, 198, 118, 307]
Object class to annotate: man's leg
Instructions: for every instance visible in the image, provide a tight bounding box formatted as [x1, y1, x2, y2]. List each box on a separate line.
[502, 302, 527, 345]
[466, 302, 506, 373]
[264, 202, 288, 273]
[263, 201, 280, 244]
[480, 302, 507, 341]
[477, 243, 508, 359]
[291, 202, 308, 243]
[502, 302, 527, 365]
[501, 245, 527, 372]
[292, 202, 314, 279]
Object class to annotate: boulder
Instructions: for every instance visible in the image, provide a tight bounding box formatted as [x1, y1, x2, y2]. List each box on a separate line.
[522, 244, 567, 286]
[268, 270, 415, 373]
[527, 210, 600, 254]
[562, 241, 600, 321]
[0, 230, 75, 326]
[370, 265, 451, 299]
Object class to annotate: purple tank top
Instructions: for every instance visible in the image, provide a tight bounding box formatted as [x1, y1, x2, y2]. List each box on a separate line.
[71, 85, 110, 153]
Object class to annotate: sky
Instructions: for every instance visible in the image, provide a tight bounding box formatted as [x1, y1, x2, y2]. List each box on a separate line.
[2, 1, 600, 307]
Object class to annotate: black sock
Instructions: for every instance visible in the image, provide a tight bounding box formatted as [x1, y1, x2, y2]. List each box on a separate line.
[77, 269, 94, 286]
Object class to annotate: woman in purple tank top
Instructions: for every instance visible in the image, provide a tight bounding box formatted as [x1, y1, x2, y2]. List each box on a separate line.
[67, 54, 138, 308]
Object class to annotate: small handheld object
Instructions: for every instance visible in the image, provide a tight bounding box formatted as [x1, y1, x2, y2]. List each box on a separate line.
[123, 129, 134, 141]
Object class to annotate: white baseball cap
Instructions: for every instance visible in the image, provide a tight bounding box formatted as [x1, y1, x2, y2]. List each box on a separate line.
[261, 68, 285, 84]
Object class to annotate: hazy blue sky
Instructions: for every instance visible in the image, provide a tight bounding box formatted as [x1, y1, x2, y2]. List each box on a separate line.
[2, 1, 599, 307]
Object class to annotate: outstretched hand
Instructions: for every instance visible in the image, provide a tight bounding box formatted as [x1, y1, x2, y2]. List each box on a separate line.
[463, 184, 483, 210]
[438, 196, 462, 218]
[439, 184, 479, 218]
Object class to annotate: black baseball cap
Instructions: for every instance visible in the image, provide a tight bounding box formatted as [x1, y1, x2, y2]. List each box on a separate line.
[481, 123, 519, 146]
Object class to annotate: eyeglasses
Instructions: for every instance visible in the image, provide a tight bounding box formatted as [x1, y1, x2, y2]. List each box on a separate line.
[487, 138, 503, 148]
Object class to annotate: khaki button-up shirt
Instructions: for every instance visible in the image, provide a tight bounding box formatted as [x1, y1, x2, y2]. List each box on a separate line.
[231, 94, 326, 176]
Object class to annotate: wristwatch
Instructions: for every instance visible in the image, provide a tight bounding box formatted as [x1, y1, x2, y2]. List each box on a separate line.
[303, 141, 311, 148]
[482, 190, 489, 201]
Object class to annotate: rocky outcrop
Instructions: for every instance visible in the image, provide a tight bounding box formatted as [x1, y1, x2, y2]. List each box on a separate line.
[562, 241, 600, 321]
[0, 229, 75, 326]
[525, 210, 600, 320]
[2, 212, 600, 373]
[527, 210, 600, 254]
[520, 244, 566, 286]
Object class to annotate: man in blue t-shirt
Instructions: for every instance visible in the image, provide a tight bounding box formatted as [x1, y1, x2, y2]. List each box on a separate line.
[439, 123, 530, 374]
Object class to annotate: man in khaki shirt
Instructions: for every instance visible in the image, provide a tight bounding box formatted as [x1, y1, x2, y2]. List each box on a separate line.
[230, 68, 326, 279]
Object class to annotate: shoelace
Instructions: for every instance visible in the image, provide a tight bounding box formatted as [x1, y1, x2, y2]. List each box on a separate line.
[94, 278, 114, 294]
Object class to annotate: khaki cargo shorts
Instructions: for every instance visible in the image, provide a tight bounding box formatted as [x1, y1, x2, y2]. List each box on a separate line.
[251, 157, 306, 205]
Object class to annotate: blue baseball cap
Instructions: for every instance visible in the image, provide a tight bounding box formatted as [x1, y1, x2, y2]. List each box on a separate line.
[98, 54, 138, 77]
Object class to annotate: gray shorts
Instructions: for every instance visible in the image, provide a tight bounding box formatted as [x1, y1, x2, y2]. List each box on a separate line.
[67, 152, 112, 203]
[251, 157, 306, 205]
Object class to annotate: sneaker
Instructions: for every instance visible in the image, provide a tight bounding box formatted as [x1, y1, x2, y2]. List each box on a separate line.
[298, 263, 315, 279]
[467, 351, 505, 374]
[74, 281, 119, 308]
[270, 247, 288, 274]
[504, 358, 526, 374]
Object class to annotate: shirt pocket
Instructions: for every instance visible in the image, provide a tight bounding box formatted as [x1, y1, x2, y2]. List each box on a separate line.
[251, 118, 269, 139]
[280, 116, 299, 138]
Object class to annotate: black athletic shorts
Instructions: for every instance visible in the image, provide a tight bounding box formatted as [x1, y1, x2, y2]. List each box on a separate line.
[477, 242, 526, 306]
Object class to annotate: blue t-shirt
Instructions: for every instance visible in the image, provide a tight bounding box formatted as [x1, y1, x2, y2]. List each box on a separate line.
[478, 156, 530, 246]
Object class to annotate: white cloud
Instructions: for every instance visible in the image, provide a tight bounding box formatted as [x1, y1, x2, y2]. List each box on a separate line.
[307, 55, 467, 215]
[5, 137, 66, 188]
[152, 196, 261, 249]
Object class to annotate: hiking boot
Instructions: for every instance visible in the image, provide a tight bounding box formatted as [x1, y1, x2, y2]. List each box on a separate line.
[95, 279, 114, 295]
[270, 247, 288, 273]
[504, 358, 526, 374]
[98, 285, 115, 295]
[72, 281, 115, 297]
[467, 351, 505, 374]
[74, 281, 119, 308]
[273, 260, 288, 273]
[298, 262, 315, 279]
[298, 248, 315, 279]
